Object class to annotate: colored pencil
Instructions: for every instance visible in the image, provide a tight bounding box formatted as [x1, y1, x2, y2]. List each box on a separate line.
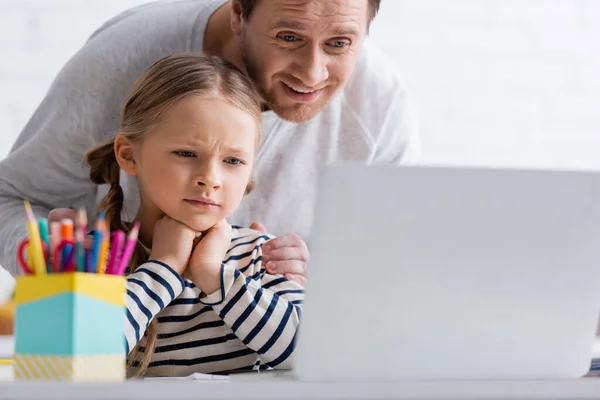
[106, 231, 125, 275]
[49, 221, 60, 272]
[114, 222, 140, 276]
[75, 208, 87, 272]
[85, 248, 93, 273]
[98, 220, 110, 274]
[23, 200, 46, 275]
[90, 229, 103, 273]
[60, 219, 74, 271]
[37, 219, 50, 273]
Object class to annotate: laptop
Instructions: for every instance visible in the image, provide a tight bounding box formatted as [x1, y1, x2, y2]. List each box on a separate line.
[290, 164, 600, 381]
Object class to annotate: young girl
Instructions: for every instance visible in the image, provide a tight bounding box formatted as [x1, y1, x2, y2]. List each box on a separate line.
[84, 54, 304, 377]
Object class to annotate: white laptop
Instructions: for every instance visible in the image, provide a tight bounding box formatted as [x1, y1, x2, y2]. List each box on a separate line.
[291, 164, 600, 381]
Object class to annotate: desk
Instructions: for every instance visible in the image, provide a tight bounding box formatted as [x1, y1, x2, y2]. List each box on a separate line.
[0, 335, 12, 382]
[0, 360, 12, 382]
[1, 379, 600, 400]
[1, 336, 600, 399]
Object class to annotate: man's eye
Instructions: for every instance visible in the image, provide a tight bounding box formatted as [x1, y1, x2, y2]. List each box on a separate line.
[280, 35, 298, 42]
[328, 40, 349, 48]
[174, 151, 195, 158]
[224, 158, 243, 166]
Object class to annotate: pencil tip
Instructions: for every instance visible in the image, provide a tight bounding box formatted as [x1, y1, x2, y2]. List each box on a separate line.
[130, 221, 140, 237]
[78, 208, 87, 225]
[23, 200, 36, 222]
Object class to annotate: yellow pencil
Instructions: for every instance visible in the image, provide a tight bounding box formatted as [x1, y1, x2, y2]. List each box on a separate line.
[23, 200, 46, 275]
[98, 220, 110, 274]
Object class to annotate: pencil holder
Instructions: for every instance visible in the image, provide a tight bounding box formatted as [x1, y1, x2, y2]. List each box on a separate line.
[13, 272, 126, 381]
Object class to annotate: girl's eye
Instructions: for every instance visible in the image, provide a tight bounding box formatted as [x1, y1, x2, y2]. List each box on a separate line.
[224, 157, 243, 166]
[174, 151, 195, 158]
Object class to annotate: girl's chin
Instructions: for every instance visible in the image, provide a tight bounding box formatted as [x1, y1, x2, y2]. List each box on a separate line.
[175, 216, 218, 235]
[155, 207, 224, 234]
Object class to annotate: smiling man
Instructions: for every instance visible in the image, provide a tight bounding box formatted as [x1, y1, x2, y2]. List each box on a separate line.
[0, 0, 420, 279]
[222, 0, 371, 122]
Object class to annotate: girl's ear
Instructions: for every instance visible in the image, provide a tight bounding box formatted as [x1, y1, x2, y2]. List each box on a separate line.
[245, 177, 255, 195]
[114, 134, 138, 177]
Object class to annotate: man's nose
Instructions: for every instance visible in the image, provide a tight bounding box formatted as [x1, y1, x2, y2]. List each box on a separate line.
[296, 47, 329, 87]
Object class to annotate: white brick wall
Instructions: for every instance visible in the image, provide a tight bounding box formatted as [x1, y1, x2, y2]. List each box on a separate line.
[1, 0, 598, 168]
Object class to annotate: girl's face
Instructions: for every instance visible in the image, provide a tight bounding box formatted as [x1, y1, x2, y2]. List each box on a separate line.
[120, 95, 258, 233]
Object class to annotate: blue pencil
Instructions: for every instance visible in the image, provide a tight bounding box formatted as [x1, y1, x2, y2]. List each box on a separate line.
[89, 229, 103, 273]
[75, 209, 87, 272]
[85, 248, 93, 273]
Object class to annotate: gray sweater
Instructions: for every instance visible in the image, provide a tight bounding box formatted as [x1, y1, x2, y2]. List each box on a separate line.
[0, 0, 420, 277]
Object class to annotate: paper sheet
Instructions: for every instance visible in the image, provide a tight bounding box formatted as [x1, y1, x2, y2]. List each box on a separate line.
[143, 373, 229, 381]
[0, 266, 15, 304]
[0, 336, 13, 360]
[593, 338, 600, 359]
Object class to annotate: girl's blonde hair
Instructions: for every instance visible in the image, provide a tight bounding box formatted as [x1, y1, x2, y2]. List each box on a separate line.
[83, 54, 263, 377]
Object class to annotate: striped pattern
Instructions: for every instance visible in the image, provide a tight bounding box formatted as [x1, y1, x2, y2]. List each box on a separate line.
[14, 354, 125, 381]
[125, 227, 304, 377]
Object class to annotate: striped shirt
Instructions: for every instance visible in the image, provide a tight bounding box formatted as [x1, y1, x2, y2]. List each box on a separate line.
[124, 227, 304, 377]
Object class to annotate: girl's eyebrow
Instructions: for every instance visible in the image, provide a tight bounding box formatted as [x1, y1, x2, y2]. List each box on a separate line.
[166, 138, 212, 147]
[168, 140, 251, 155]
[222, 146, 252, 156]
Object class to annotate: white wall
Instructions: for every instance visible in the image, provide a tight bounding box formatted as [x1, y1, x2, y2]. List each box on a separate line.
[372, 0, 600, 169]
[1, 0, 599, 168]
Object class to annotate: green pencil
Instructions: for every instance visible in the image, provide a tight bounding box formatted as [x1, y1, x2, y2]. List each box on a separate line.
[37, 218, 50, 273]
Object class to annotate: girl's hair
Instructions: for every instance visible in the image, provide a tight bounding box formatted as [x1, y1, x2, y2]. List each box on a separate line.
[83, 54, 263, 377]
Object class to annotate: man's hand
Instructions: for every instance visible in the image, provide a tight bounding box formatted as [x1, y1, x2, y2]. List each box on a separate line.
[249, 222, 308, 287]
[48, 208, 77, 224]
[49, 207, 96, 247]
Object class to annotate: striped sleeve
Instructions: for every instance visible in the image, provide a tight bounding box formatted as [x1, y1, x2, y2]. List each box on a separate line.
[125, 260, 185, 354]
[200, 256, 304, 369]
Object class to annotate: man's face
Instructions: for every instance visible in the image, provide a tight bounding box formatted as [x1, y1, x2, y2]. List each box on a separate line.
[236, 0, 370, 123]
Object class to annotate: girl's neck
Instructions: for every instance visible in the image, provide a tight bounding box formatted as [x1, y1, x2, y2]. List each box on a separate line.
[134, 201, 165, 250]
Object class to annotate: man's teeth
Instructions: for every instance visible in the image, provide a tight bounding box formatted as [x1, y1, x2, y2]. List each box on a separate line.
[287, 85, 315, 94]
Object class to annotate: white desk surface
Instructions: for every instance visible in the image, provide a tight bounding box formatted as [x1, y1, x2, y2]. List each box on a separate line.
[2, 336, 600, 399]
[1, 379, 600, 400]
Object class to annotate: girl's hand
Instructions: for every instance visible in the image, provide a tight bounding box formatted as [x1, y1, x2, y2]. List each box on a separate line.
[187, 220, 232, 294]
[149, 216, 196, 276]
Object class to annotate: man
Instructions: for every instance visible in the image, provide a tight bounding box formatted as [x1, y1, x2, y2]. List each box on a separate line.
[0, 0, 420, 279]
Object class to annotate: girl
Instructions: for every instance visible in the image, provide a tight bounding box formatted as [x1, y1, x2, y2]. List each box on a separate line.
[84, 54, 303, 377]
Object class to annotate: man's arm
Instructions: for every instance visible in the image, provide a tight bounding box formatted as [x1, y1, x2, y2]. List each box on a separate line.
[0, 38, 132, 276]
[0, 0, 199, 276]
[371, 83, 422, 165]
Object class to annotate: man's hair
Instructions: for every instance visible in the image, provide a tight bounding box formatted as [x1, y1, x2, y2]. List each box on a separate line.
[237, 0, 382, 22]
